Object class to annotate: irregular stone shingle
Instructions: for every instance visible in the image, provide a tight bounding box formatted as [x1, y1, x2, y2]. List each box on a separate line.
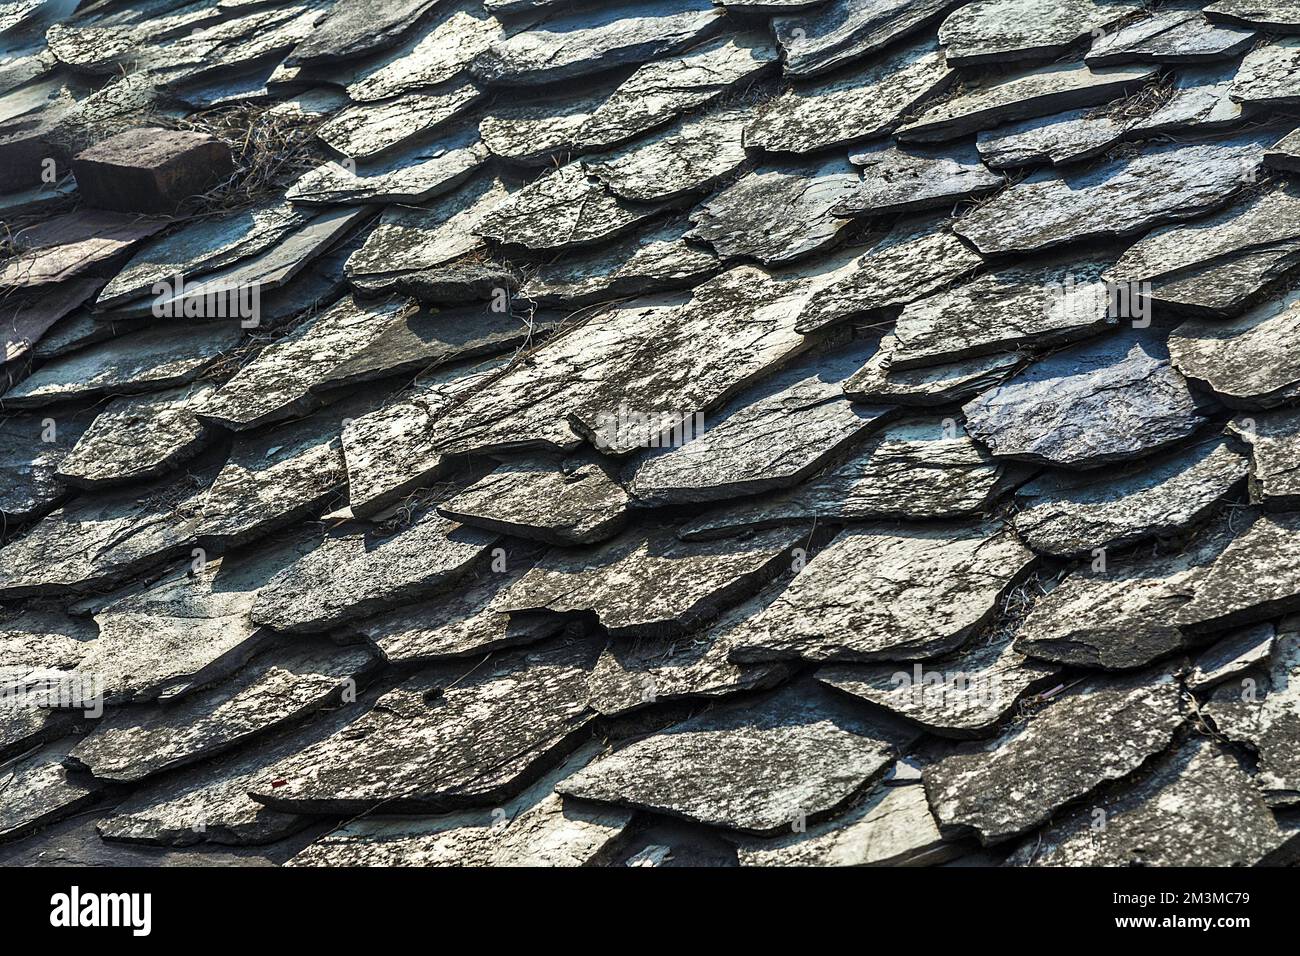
[975, 108, 1129, 170]
[843, 335, 1022, 407]
[923, 666, 1186, 844]
[679, 419, 1016, 539]
[501, 525, 802, 639]
[1188, 622, 1275, 691]
[744, 37, 953, 154]
[0, 738, 102, 841]
[252, 636, 602, 813]
[1266, 127, 1300, 172]
[315, 81, 483, 161]
[287, 130, 489, 206]
[346, 2, 501, 101]
[772, 0, 960, 78]
[1169, 290, 1300, 408]
[940, 0, 1140, 66]
[0, 210, 167, 291]
[1230, 37, 1300, 107]
[1206, 0, 1300, 31]
[288, 0, 443, 67]
[1012, 437, 1247, 557]
[726, 520, 1033, 664]
[1006, 735, 1300, 865]
[0, 408, 94, 522]
[1177, 512, 1300, 634]
[479, 87, 608, 165]
[963, 329, 1211, 469]
[1087, 8, 1256, 65]
[1230, 409, 1300, 510]
[558, 680, 919, 834]
[834, 142, 1003, 218]
[2, 279, 101, 367]
[1128, 63, 1243, 137]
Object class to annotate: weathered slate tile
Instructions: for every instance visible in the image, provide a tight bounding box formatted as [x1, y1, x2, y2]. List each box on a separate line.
[573, 31, 778, 150]
[1169, 290, 1300, 408]
[476, 163, 668, 251]
[30, 310, 133, 363]
[0, 703, 76, 764]
[1230, 36, 1300, 106]
[0, 738, 102, 841]
[2, 278, 101, 367]
[0, 608, 96, 700]
[1, 323, 240, 409]
[744, 37, 952, 154]
[726, 520, 1033, 664]
[1129, 63, 1243, 136]
[0, 408, 94, 522]
[1266, 127, 1300, 172]
[1177, 512, 1300, 634]
[1015, 517, 1235, 669]
[347, 1, 501, 101]
[251, 512, 499, 635]
[734, 781, 956, 866]
[288, 0, 444, 67]
[1088, 8, 1256, 65]
[0, 209, 168, 291]
[795, 217, 983, 334]
[56, 383, 215, 489]
[1012, 437, 1247, 557]
[1230, 408, 1300, 510]
[963, 329, 1211, 469]
[627, 343, 893, 505]
[976, 108, 1129, 169]
[286, 742, 633, 866]
[586, 574, 793, 717]
[198, 295, 416, 432]
[439, 454, 630, 545]
[955, 135, 1266, 255]
[843, 335, 1022, 407]
[251, 636, 602, 813]
[1188, 622, 1274, 691]
[316, 81, 483, 160]
[584, 106, 749, 203]
[890, 257, 1116, 370]
[1204, 632, 1300, 805]
[1206, 0, 1300, 31]
[347, 260, 518, 304]
[1006, 735, 1300, 865]
[0, 463, 217, 600]
[896, 62, 1155, 144]
[686, 157, 858, 264]
[819, 633, 1060, 736]
[519, 215, 720, 306]
[472, 0, 724, 86]
[501, 524, 802, 639]
[352, 553, 563, 664]
[479, 87, 609, 165]
[559, 680, 919, 834]
[679, 419, 1016, 539]
[922, 665, 1186, 844]
[68, 640, 376, 783]
[772, 0, 960, 78]
[287, 130, 489, 205]
[836, 142, 1002, 218]
[940, 0, 1140, 66]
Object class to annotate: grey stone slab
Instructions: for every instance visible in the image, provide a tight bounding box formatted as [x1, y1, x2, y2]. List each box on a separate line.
[819, 633, 1060, 736]
[1188, 622, 1275, 691]
[844, 335, 1022, 407]
[0, 737, 102, 841]
[0, 408, 94, 522]
[1177, 512, 1300, 635]
[834, 142, 1003, 218]
[346, 1, 501, 101]
[627, 342, 893, 505]
[1230, 36, 1300, 106]
[0, 608, 96, 703]
[940, 0, 1140, 66]
[439, 454, 630, 545]
[679, 419, 1017, 539]
[896, 62, 1155, 144]
[316, 81, 484, 161]
[1206, 0, 1300, 32]
[1266, 127, 1300, 172]
[288, 0, 445, 67]
[471, 0, 724, 86]
[1230, 408, 1300, 510]
[501, 524, 802, 639]
[1012, 437, 1247, 557]
[251, 508, 500, 635]
[479, 87, 609, 165]
[744, 36, 953, 154]
[795, 217, 983, 335]
[725, 520, 1033, 664]
[955, 135, 1266, 255]
[923, 665, 1186, 844]
[976, 108, 1130, 170]
[287, 129, 489, 205]
[558, 680, 919, 834]
[963, 328, 1211, 469]
[1088, 8, 1256, 65]
[1006, 734, 1300, 865]
[1129, 63, 1244, 136]
[2, 278, 101, 367]
[686, 157, 858, 265]
[772, 0, 960, 78]
[251, 636, 602, 813]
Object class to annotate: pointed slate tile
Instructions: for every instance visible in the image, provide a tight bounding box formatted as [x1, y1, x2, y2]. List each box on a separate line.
[1266, 127, 1300, 172]
[2, 278, 101, 367]
[1129, 63, 1243, 136]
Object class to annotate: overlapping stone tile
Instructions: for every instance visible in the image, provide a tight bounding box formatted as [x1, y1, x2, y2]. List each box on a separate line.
[0, 737, 103, 841]
[1230, 37, 1300, 107]
[0, 210, 168, 291]
[1169, 289, 1300, 407]
[1188, 622, 1274, 691]
[1177, 512, 1300, 634]
[835, 142, 1002, 218]
[1266, 127, 1300, 172]
[316, 81, 484, 161]
[287, 129, 489, 205]
[772, 0, 960, 77]
[0, 407, 94, 521]
[346, 1, 501, 101]
[1229, 409, 1300, 510]
[940, 0, 1140, 66]
[976, 108, 1130, 169]
[1124, 63, 1244, 135]
[1087, 5, 1256, 64]
[288, 0, 443, 68]
[843, 335, 1022, 407]
[1206, 0, 1300, 31]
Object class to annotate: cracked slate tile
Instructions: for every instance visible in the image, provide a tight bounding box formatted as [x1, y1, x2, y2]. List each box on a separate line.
[500, 524, 803, 639]
[955, 134, 1267, 255]
[471, 0, 724, 86]
[1006, 734, 1300, 865]
[250, 635, 603, 814]
[67, 639, 377, 783]
[818, 632, 1060, 736]
[686, 157, 858, 265]
[725, 519, 1033, 664]
[975, 108, 1130, 170]
[1230, 36, 1300, 107]
[287, 129, 489, 206]
[0, 407, 94, 522]
[0, 737, 102, 841]
[3, 278, 102, 367]
[923, 664, 1186, 844]
[56, 382, 215, 489]
[963, 328, 1212, 469]
[1188, 622, 1275, 691]
[679, 419, 1018, 539]
[558, 680, 919, 834]
[834, 142, 1003, 218]
[896, 62, 1155, 144]
[939, 0, 1141, 67]
[285, 742, 633, 866]
[843, 334, 1022, 407]
[627, 342, 893, 505]
[315, 81, 484, 161]
[744, 36, 953, 154]
[1087, 5, 1256, 64]
[439, 454, 630, 545]
[1177, 512, 1300, 635]
[1229, 408, 1300, 510]
[1012, 437, 1247, 557]
[772, 0, 961, 78]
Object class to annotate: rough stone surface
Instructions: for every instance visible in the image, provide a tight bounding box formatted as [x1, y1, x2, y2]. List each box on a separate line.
[1169, 290, 1300, 408]
[1229, 408, 1300, 510]
[773, 0, 960, 78]
[940, 0, 1140, 66]
[0, 737, 102, 841]
[836, 142, 1002, 219]
[1230, 37, 1300, 107]
[72, 127, 234, 214]
[0, 408, 94, 522]
[315, 82, 483, 161]
[1189, 623, 1275, 691]
[1177, 512, 1300, 635]
[843, 335, 1021, 407]
[976, 108, 1129, 169]
[1087, 7, 1256, 65]
[287, 131, 489, 206]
